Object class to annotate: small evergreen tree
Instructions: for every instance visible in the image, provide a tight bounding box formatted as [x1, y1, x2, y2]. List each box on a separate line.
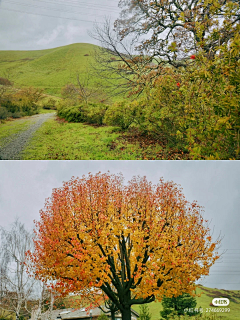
[160, 293, 200, 319]
[139, 305, 151, 320]
[97, 314, 109, 320]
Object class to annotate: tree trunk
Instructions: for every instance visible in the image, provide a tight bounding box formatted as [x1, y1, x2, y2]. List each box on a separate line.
[110, 310, 115, 320]
[121, 308, 131, 320]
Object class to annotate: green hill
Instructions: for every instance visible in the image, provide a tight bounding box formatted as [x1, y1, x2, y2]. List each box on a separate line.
[68, 285, 240, 320]
[0, 43, 101, 95]
[131, 285, 240, 320]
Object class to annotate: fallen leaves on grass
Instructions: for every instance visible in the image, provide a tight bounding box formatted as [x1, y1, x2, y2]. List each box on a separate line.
[118, 129, 190, 160]
[55, 116, 68, 124]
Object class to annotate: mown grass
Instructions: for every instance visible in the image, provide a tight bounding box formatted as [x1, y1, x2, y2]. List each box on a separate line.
[0, 117, 32, 147]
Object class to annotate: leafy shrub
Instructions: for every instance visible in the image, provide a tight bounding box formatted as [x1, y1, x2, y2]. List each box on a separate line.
[0, 87, 43, 117]
[109, 32, 240, 159]
[83, 103, 108, 125]
[57, 98, 78, 109]
[182, 39, 240, 159]
[42, 98, 56, 110]
[12, 112, 23, 118]
[57, 105, 85, 122]
[0, 107, 11, 119]
[137, 72, 185, 141]
[160, 293, 200, 319]
[132, 68, 235, 158]
[57, 103, 108, 125]
[13, 87, 43, 116]
[104, 100, 141, 130]
[0, 96, 21, 114]
[146, 39, 239, 159]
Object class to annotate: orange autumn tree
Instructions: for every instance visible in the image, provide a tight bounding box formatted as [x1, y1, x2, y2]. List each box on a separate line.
[28, 173, 220, 320]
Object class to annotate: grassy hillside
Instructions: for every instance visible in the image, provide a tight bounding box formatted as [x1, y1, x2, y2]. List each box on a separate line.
[0, 43, 103, 95]
[131, 285, 240, 320]
[65, 285, 240, 319]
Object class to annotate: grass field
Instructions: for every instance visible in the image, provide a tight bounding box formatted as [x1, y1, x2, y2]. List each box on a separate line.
[21, 116, 162, 160]
[131, 285, 240, 320]
[0, 114, 189, 160]
[66, 285, 239, 320]
[0, 43, 106, 96]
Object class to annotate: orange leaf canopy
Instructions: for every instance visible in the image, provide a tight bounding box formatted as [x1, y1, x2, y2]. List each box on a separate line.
[30, 173, 219, 305]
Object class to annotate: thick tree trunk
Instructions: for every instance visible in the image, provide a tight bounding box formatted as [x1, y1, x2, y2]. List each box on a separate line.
[110, 310, 115, 320]
[121, 308, 131, 320]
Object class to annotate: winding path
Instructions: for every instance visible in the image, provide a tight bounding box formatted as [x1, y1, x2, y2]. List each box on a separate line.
[0, 113, 55, 160]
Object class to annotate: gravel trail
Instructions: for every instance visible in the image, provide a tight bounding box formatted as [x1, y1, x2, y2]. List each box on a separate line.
[0, 113, 55, 160]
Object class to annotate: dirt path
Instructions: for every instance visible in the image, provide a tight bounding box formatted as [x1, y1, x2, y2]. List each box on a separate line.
[0, 113, 55, 160]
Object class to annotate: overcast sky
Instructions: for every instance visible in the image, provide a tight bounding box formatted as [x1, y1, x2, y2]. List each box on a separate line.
[0, 160, 240, 291]
[0, 0, 121, 50]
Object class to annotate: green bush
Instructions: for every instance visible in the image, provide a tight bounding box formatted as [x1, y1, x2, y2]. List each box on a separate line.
[13, 87, 43, 116]
[42, 98, 56, 110]
[12, 112, 23, 118]
[105, 34, 239, 159]
[83, 103, 108, 125]
[0, 107, 11, 119]
[57, 105, 85, 122]
[57, 103, 108, 125]
[104, 100, 141, 130]
[160, 293, 200, 319]
[0, 96, 21, 114]
[137, 73, 185, 141]
[0, 86, 43, 117]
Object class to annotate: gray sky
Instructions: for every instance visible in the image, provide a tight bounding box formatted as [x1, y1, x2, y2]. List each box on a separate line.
[0, 160, 240, 291]
[0, 0, 121, 50]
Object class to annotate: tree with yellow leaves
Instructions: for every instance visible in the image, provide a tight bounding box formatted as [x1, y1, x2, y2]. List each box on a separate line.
[28, 173, 220, 320]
